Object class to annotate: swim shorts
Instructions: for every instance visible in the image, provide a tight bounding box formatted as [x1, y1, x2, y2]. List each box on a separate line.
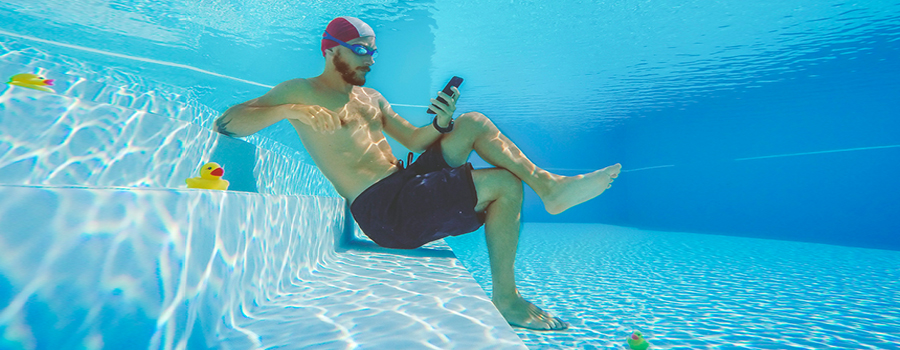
[350, 142, 486, 249]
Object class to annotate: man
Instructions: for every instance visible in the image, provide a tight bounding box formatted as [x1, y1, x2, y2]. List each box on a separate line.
[215, 16, 621, 331]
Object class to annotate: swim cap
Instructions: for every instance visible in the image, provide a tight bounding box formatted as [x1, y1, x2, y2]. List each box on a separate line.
[321, 16, 376, 57]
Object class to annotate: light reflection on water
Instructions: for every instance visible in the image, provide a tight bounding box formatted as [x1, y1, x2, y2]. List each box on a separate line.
[0, 37, 317, 169]
[0, 42, 525, 349]
[0, 60, 336, 197]
[0, 185, 525, 349]
[431, 0, 900, 130]
[0, 185, 345, 349]
[446, 223, 900, 349]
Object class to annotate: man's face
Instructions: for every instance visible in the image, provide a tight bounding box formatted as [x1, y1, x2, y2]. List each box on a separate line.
[332, 37, 376, 86]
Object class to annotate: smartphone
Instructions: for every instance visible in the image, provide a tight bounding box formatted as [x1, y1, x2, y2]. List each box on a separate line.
[427, 76, 464, 114]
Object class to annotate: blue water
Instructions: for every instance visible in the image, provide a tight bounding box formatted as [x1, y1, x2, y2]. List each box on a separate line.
[3, 0, 897, 248]
[1, 0, 899, 348]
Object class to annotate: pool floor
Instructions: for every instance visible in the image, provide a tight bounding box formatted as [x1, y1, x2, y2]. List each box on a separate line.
[217, 247, 527, 349]
[445, 223, 900, 349]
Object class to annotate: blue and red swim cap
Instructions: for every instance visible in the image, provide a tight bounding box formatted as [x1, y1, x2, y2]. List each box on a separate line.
[321, 16, 376, 57]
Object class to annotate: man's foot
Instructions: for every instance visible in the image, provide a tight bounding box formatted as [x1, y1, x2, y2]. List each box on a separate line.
[541, 163, 622, 215]
[493, 295, 569, 331]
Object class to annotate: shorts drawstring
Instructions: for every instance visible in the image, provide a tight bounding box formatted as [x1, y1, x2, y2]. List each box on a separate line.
[397, 152, 415, 170]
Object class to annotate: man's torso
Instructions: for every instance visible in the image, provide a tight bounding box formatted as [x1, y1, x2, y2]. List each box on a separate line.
[283, 79, 401, 202]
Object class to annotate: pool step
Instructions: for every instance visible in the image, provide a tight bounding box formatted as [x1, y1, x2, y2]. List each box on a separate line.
[0, 184, 527, 349]
[0, 46, 308, 163]
[0, 85, 334, 197]
[0, 50, 215, 128]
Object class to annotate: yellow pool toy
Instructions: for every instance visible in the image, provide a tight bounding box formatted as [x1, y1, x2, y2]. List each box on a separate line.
[7, 73, 55, 93]
[627, 331, 650, 350]
[186, 162, 229, 190]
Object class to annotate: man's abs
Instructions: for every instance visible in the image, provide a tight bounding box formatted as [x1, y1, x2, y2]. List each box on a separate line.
[287, 116, 400, 203]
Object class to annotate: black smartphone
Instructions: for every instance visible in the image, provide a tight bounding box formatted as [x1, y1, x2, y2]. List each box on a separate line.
[427, 76, 464, 114]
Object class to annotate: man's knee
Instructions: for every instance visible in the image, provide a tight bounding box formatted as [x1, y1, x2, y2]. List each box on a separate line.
[495, 169, 523, 202]
[457, 111, 492, 130]
[473, 168, 523, 208]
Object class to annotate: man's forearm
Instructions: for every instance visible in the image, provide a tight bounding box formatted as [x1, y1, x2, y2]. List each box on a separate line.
[408, 120, 448, 153]
[215, 103, 285, 137]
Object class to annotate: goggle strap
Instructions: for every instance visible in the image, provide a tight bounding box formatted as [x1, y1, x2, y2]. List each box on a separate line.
[324, 31, 377, 57]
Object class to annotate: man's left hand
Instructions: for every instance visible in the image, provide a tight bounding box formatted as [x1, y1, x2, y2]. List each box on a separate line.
[430, 86, 459, 127]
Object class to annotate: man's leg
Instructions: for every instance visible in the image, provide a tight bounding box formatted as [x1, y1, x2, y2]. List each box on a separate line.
[437, 111, 617, 330]
[470, 168, 567, 330]
[440, 112, 621, 215]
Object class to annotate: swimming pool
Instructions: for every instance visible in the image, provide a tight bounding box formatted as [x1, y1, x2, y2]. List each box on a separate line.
[1, 0, 899, 348]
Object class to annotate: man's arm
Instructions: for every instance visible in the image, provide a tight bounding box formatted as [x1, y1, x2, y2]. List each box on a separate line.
[379, 88, 457, 153]
[214, 81, 293, 137]
[215, 79, 340, 137]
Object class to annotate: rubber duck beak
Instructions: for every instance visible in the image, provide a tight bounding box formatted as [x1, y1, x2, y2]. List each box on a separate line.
[210, 168, 224, 177]
[44, 79, 54, 86]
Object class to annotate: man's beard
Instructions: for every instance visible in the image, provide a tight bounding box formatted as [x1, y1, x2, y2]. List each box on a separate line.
[334, 52, 369, 86]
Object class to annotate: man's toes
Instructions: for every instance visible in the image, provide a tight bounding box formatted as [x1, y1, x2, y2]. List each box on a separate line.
[511, 318, 546, 330]
[533, 317, 568, 331]
[530, 312, 568, 331]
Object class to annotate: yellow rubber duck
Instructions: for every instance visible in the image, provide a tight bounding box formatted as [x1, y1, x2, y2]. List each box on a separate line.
[186, 162, 229, 190]
[627, 331, 650, 350]
[7, 73, 55, 93]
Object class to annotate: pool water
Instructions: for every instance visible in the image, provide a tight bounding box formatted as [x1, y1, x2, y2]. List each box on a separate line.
[1, 0, 899, 349]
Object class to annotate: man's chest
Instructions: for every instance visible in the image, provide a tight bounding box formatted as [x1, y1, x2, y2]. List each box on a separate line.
[314, 94, 382, 128]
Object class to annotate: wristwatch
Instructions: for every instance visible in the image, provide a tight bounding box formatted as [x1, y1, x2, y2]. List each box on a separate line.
[433, 116, 454, 133]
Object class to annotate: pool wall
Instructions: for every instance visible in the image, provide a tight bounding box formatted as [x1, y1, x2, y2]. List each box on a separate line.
[510, 36, 900, 251]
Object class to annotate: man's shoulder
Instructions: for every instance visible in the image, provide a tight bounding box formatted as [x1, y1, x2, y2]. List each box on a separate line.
[355, 86, 387, 106]
[276, 78, 313, 93]
[268, 78, 314, 104]
[358, 86, 381, 95]
[354, 86, 382, 97]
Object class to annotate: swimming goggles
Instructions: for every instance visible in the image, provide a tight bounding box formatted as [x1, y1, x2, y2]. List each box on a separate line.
[323, 31, 378, 58]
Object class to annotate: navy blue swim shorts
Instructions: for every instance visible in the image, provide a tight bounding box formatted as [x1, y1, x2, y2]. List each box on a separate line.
[350, 142, 486, 249]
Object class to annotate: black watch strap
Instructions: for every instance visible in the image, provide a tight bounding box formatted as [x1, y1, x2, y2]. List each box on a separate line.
[433, 117, 454, 133]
